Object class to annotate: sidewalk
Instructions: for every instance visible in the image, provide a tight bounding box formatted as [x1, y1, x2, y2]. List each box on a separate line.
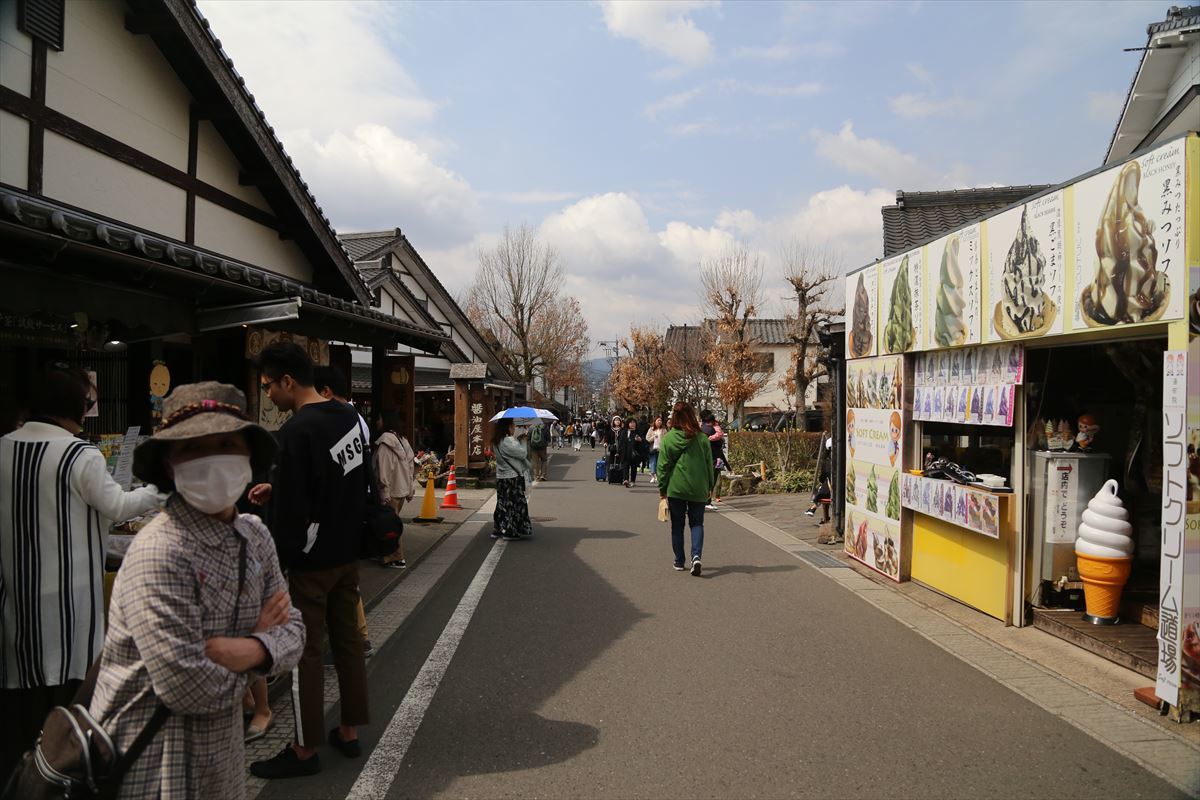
[719, 491, 1200, 748]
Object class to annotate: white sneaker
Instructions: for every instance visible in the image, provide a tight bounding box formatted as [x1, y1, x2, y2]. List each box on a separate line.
[705, 504, 718, 511]
[691, 558, 702, 576]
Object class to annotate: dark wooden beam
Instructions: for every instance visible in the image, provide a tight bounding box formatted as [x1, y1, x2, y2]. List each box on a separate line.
[238, 168, 270, 186]
[185, 105, 198, 243]
[27, 40, 46, 195]
[124, 12, 174, 36]
[0, 85, 281, 232]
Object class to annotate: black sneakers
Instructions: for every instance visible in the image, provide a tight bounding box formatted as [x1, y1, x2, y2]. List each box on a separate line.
[249, 747, 321, 779]
[328, 728, 362, 759]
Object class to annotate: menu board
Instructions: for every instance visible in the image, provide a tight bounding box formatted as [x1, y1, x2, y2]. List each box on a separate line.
[912, 344, 1022, 427]
[986, 191, 1065, 342]
[1072, 139, 1186, 331]
[901, 474, 1002, 539]
[879, 248, 922, 354]
[845, 354, 904, 580]
[925, 224, 982, 349]
[845, 265, 877, 359]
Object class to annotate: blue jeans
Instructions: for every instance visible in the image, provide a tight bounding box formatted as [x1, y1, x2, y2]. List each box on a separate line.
[668, 498, 705, 565]
[648, 450, 659, 476]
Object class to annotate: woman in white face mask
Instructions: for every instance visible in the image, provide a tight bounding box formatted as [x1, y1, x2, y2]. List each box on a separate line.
[86, 382, 306, 799]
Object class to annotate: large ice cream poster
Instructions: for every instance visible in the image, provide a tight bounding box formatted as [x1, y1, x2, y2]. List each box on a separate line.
[845, 265, 877, 359]
[845, 354, 903, 580]
[926, 224, 982, 349]
[879, 248, 921, 354]
[1072, 140, 1185, 331]
[986, 191, 1065, 342]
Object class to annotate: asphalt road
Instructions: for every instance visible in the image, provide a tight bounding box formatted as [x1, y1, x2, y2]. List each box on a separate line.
[260, 450, 1186, 800]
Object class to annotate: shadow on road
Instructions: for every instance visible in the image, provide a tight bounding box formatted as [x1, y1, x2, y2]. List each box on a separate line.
[395, 519, 652, 797]
[700, 563, 800, 579]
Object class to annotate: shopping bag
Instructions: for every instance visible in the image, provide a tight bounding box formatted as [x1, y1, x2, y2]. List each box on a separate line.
[657, 497, 669, 522]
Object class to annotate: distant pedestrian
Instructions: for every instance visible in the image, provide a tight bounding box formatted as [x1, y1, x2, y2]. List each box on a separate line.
[373, 410, 414, 569]
[88, 381, 304, 799]
[491, 420, 532, 540]
[645, 416, 666, 484]
[701, 410, 726, 510]
[248, 343, 371, 780]
[657, 402, 716, 576]
[529, 420, 549, 481]
[618, 418, 643, 488]
[0, 364, 166, 782]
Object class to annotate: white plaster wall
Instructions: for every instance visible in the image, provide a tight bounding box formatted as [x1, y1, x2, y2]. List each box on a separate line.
[45, 0, 190, 170]
[0, 0, 31, 95]
[0, 110, 29, 188]
[194, 198, 313, 282]
[44, 132, 185, 236]
[195, 120, 273, 212]
[746, 344, 819, 410]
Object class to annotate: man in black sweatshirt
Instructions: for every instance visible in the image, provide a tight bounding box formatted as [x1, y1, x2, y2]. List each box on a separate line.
[248, 343, 368, 780]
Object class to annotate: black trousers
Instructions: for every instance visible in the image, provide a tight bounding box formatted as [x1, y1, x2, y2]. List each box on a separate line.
[1, 680, 83, 786]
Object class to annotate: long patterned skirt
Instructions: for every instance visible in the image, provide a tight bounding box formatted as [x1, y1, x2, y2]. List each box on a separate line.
[494, 476, 532, 537]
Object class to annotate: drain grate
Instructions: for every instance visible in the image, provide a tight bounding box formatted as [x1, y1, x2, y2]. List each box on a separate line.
[794, 549, 849, 569]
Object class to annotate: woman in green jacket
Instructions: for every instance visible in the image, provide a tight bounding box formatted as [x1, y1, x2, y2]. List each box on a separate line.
[657, 401, 716, 575]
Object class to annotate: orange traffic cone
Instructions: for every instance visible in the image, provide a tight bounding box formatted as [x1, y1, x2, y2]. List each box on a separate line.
[440, 465, 463, 510]
[412, 473, 443, 524]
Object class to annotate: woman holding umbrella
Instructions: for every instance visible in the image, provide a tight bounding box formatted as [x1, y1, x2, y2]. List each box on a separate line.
[489, 412, 534, 540]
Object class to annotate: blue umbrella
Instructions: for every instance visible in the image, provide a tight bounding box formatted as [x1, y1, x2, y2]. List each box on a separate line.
[489, 406, 557, 423]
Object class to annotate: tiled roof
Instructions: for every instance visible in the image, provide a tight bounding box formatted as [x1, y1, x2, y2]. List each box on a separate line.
[1147, 4, 1200, 34]
[340, 230, 401, 261]
[666, 319, 794, 347]
[881, 185, 1050, 256]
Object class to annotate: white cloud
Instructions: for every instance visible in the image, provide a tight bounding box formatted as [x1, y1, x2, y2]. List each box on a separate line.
[731, 41, 844, 60]
[658, 221, 736, 268]
[482, 190, 580, 205]
[888, 92, 978, 119]
[732, 81, 823, 98]
[905, 62, 934, 86]
[644, 86, 705, 118]
[196, 0, 481, 249]
[812, 121, 967, 191]
[1087, 90, 1125, 123]
[540, 193, 660, 276]
[294, 125, 479, 247]
[597, 0, 719, 69]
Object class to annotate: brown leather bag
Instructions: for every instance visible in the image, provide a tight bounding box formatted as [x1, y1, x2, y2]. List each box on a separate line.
[1, 664, 169, 799]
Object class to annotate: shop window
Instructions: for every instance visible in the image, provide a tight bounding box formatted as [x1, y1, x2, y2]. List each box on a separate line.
[753, 352, 774, 372]
[921, 422, 1015, 484]
[18, 0, 65, 51]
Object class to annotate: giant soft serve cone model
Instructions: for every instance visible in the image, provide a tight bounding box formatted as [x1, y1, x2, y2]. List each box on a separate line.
[1074, 479, 1134, 624]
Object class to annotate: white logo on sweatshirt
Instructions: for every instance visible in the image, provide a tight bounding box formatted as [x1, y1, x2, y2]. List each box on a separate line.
[330, 425, 365, 475]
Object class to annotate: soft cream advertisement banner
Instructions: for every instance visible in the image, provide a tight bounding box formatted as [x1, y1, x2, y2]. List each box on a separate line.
[846, 265, 878, 359]
[987, 190, 1066, 342]
[926, 224, 982, 349]
[1072, 138, 1186, 331]
[845, 355, 904, 581]
[879, 247, 922, 355]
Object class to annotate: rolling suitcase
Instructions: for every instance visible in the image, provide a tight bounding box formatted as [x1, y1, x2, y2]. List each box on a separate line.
[608, 461, 626, 484]
[595, 458, 607, 482]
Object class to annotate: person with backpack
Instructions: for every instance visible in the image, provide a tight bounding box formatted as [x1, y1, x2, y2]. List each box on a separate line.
[700, 410, 727, 510]
[372, 410, 414, 569]
[658, 402, 717, 576]
[528, 420, 550, 481]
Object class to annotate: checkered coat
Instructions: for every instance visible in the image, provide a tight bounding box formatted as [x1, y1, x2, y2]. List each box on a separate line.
[88, 496, 305, 799]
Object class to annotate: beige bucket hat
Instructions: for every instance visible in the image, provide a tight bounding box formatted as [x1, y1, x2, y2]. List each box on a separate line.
[133, 381, 277, 490]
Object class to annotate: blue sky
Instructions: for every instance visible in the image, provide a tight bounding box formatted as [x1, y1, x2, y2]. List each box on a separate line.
[196, 0, 1159, 347]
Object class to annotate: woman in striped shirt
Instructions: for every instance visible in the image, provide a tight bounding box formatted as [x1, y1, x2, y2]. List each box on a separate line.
[0, 364, 165, 782]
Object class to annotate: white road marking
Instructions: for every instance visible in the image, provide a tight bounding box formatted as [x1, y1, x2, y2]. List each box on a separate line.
[346, 537, 507, 799]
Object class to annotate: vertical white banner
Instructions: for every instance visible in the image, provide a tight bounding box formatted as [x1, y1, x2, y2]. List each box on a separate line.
[1157, 350, 1187, 706]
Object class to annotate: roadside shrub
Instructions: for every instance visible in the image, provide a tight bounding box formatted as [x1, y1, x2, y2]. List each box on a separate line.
[728, 431, 821, 483]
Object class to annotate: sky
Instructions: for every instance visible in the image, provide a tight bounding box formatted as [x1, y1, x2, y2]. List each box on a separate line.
[195, 0, 1159, 353]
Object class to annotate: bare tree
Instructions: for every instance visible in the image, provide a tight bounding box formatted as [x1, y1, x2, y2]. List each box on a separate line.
[664, 324, 719, 411]
[466, 225, 581, 387]
[778, 239, 840, 414]
[536, 295, 590, 401]
[607, 325, 678, 415]
[700, 245, 769, 420]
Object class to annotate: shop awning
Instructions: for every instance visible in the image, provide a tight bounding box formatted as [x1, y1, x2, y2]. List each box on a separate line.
[0, 188, 448, 353]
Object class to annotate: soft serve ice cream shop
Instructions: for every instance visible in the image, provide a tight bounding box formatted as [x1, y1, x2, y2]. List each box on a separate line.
[842, 132, 1200, 721]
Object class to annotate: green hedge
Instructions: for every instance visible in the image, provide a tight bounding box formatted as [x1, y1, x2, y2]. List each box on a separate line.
[727, 431, 823, 490]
